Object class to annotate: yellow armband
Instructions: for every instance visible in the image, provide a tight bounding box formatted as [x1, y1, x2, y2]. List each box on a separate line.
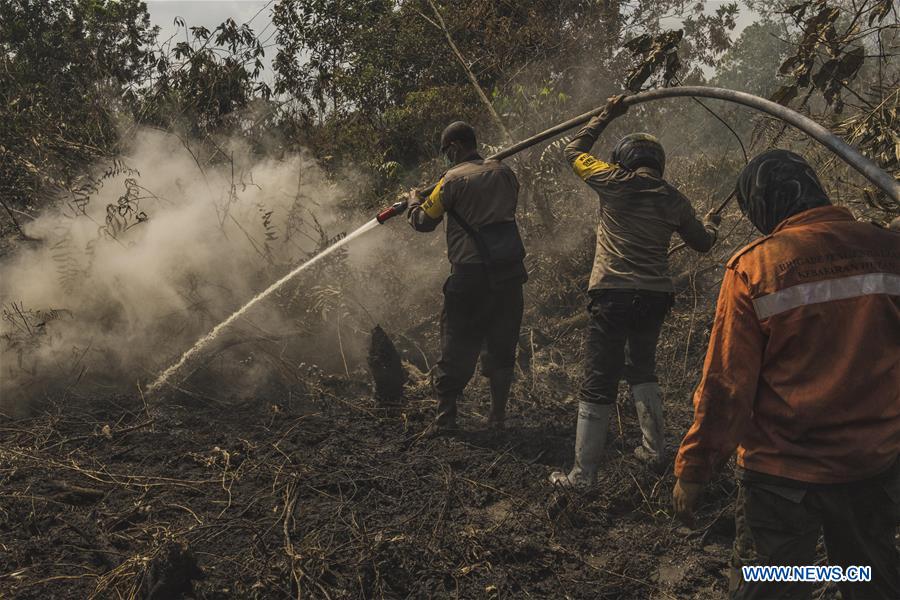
[420, 178, 446, 218]
[572, 153, 614, 180]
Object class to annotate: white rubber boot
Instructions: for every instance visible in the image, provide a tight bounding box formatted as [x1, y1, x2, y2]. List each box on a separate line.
[549, 401, 611, 488]
[632, 382, 665, 466]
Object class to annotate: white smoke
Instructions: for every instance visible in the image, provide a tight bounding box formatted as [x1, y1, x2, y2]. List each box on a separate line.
[0, 128, 373, 409]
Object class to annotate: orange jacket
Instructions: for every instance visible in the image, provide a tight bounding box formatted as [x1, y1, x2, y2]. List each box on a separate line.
[675, 206, 900, 484]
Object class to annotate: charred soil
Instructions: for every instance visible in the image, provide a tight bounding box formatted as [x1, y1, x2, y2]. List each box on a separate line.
[3, 369, 742, 600]
[1, 268, 868, 598]
[0, 251, 864, 600]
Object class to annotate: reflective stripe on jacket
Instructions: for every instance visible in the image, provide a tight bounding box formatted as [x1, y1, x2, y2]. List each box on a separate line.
[675, 205, 900, 484]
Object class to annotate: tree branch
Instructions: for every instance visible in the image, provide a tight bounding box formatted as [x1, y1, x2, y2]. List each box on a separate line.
[0, 197, 40, 242]
[420, 0, 513, 143]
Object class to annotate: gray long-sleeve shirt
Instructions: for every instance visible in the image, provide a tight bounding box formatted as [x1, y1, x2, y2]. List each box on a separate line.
[565, 117, 716, 292]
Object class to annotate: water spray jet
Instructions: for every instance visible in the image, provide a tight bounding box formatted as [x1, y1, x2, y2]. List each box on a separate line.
[146, 218, 381, 394]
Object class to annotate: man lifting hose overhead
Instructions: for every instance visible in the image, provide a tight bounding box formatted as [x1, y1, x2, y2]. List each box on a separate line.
[549, 95, 721, 486]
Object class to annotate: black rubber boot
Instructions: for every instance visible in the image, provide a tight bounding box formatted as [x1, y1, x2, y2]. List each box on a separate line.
[435, 393, 460, 430]
[487, 368, 514, 430]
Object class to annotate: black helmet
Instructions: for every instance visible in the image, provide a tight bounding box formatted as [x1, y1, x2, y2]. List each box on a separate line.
[612, 133, 666, 174]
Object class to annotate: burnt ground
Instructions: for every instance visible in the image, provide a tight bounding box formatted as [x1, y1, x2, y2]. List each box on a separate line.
[2, 247, 892, 600]
[0, 316, 870, 599]
[1, 381, 735, 600]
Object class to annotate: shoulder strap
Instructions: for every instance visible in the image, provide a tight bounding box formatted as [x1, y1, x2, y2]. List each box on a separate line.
[446, 208, 492, 263]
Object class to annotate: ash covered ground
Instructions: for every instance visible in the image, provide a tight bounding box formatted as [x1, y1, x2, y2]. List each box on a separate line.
[0, 316, 857, 599]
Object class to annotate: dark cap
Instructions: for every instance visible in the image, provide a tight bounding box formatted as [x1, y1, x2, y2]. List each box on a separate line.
[440, 121, 476, 152]
[736, 149, 830, 234]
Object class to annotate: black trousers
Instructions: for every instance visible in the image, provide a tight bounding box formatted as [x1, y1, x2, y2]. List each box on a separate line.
[730, 465, 900, 600]
[433, 270, 524, 398]
[580, 289, 673, 405]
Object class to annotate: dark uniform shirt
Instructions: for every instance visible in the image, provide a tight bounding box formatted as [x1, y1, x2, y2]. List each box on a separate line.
[408, 153, 519, 265]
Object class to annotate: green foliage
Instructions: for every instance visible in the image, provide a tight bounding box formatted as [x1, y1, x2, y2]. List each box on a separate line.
[680, 2, 740, 67]
[1, 0, 894, 227]
[0, 0, 157, 208]
[713, 21, 792, 97]
[144, 17, 273, 134]
[273, 0, 437, 118]
[268, 0, 745, 201]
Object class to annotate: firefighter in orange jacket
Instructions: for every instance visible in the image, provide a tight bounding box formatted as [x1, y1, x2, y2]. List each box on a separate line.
[672, 150, 900, 599]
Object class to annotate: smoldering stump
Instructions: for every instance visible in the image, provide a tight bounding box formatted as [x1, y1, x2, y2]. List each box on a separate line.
[367, 325, 406, 405]
[142, 541, 204, 600]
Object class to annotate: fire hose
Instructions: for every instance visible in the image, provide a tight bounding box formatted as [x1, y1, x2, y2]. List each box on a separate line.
[375, 85, 900, 225]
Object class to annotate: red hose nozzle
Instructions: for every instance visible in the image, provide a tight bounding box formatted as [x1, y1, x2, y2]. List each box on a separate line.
[376, 200, 408, 224]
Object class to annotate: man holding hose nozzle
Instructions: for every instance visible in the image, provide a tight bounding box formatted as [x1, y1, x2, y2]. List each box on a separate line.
[672, 150, 899, 600]
[551, 95, 721, 487]
[407, 121, 527, 432]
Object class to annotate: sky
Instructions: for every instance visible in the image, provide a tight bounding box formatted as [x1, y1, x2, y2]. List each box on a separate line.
[147, 1, 278, 78]
[148, 0, 273, 42]
[145, 0, 761, 83]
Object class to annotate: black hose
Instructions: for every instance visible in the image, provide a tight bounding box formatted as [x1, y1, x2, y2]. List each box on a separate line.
[672, 75, 748, 164]
[487, 86, 900, 204]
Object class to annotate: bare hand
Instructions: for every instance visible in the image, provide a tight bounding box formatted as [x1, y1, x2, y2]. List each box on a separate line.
[672, 478, 704, 527]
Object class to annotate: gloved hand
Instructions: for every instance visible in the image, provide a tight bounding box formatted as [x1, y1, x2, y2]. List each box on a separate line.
[603, 94, 629, 119]
[587, 94, 629, 128]
[704, 209, 722, 228]
[672, 478, 704, 527]
[406, 188, 425, 210]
